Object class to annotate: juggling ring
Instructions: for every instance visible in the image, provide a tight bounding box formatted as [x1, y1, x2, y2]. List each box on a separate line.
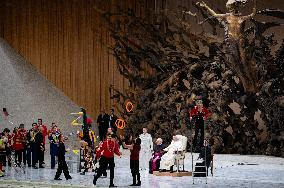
[125, 101, 134, 112]
[115, 118, 126, 129]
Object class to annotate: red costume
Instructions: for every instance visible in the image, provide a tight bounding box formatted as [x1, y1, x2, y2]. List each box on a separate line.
[40, 125, 48, 145]
[189, 106, 211, 122]
[93, 137, 121, 187]
[189, 105, 211, 147]
[13, 131, 24, 151]
[99, 139, 120, 158]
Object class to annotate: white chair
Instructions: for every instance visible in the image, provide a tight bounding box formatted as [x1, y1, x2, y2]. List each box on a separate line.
[174, 135, 188, 172]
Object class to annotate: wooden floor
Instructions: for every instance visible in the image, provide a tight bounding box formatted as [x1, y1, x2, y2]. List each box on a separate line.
[153, 171, 192, 177]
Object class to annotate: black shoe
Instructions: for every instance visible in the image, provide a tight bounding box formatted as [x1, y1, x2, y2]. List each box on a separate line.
[159, 169, 166, 172]
[80, 172, 85, 175]
[66, 176, 72, 180]
[93, 178, 97, 186]
[109, 184, 117, 187]
[170, 166, 174, 173]
[149, 171, 153, 174]
[54, 178, 62, 180]
[130, 184, 136, 186]
[39, 166, 45, 168]
[136, 181, 141, 186]
[33, 166, 38, 169]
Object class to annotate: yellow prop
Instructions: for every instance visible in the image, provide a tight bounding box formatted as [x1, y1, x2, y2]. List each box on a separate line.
[73, 150, 79, 155]
[71, 112, 84, 115]
[71, 112, 83, 126]
[115, 118, 126, 129]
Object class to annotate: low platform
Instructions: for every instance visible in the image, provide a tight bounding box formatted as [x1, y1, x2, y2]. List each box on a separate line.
[153, 171, 192, 177]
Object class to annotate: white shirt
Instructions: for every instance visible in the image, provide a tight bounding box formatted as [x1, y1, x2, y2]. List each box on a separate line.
[140, 133, 153, 151]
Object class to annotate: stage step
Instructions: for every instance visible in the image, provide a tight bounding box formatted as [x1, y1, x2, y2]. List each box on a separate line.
[153, 171, 192, 177]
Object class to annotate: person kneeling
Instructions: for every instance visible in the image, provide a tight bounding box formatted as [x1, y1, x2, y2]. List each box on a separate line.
[54, 134, 72, 180]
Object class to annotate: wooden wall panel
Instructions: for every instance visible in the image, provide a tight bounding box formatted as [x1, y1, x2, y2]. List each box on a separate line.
[0, 0, 283, 119]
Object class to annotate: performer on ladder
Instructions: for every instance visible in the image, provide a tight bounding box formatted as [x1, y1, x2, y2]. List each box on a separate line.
[189, 99, 211, 148]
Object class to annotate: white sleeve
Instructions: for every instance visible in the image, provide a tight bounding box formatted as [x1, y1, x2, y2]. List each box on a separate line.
[149, 135, 153, 150]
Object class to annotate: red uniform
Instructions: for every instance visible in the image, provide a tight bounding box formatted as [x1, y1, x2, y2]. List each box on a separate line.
[39, 125, 48, 145]
[100, 139, 120, 158]
[189, 106, 211, 121]
[13, 131, 24, 151]
[95, 142, 103, 160]
[189, 106, 211, 147]
[93, 138, 121, 186]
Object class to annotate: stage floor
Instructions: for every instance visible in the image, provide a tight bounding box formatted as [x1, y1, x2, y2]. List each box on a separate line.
[0, 150, 283, 188]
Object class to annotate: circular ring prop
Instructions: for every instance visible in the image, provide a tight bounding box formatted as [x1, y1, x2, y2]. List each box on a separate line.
[115, 118, 126, 129]
[125, 101, 134, 113]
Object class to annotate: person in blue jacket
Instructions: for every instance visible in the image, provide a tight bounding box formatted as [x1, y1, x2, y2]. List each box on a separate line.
[48, 125, 60, 169]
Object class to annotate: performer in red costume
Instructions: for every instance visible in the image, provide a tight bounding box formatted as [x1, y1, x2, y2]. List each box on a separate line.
[93, 134, 121, 187]
[189, 99, 211, 147]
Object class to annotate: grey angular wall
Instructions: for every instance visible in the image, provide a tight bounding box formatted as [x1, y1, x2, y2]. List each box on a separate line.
[0, 38, 86, 145]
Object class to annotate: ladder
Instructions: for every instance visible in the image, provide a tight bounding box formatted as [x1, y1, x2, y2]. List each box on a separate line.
[191, 121, 208, 184]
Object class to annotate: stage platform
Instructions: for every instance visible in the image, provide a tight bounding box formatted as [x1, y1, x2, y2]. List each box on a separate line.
[0, 150, 284, 188]
[153, 171, 192, 177]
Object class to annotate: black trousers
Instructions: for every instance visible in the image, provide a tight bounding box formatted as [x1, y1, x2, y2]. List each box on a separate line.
[23, 147, 27, 165]
[130, 160, 139, 175]
[55, 160, 71, 179]
[26, 145, 32, 166]
[38, 147, 44, 166]
[130, 160, 140, 184]
[14, 150, 22, 164]
[32, 145, 44, 166]
[94, 156, 114, 185]
[193, 119, 205, 147]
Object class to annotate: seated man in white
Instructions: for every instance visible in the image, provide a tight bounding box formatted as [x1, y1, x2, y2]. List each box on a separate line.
[159, 135, 184, 172]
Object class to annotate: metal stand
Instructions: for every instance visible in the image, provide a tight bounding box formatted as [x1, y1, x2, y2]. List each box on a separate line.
[192, 121, 208, 184]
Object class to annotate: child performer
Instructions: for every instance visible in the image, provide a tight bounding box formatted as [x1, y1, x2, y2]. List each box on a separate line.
[54, 134, 72, 180]
[123, 137, 141, 186]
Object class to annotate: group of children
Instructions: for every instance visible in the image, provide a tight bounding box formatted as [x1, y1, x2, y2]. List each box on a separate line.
[0, 120, 47, 176]
[0, 120, 73, 181]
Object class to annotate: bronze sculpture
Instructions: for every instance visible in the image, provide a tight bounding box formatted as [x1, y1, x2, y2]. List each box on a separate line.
[196, 0, 258, 93]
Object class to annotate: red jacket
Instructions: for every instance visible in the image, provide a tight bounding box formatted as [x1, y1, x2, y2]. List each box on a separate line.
[130, 144, 141, 161]
[13, 131, 24, 151]
[19, 130, 27, 147]
[189, 106, 211, 121]
[40, 125, 47, 144]
[99, 139, 120, 159]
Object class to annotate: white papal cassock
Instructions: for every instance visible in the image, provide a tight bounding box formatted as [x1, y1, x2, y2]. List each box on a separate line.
[160, 135, 183, 170]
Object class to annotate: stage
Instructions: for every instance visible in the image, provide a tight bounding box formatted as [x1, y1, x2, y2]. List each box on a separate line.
[0, 150, 283, 188]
